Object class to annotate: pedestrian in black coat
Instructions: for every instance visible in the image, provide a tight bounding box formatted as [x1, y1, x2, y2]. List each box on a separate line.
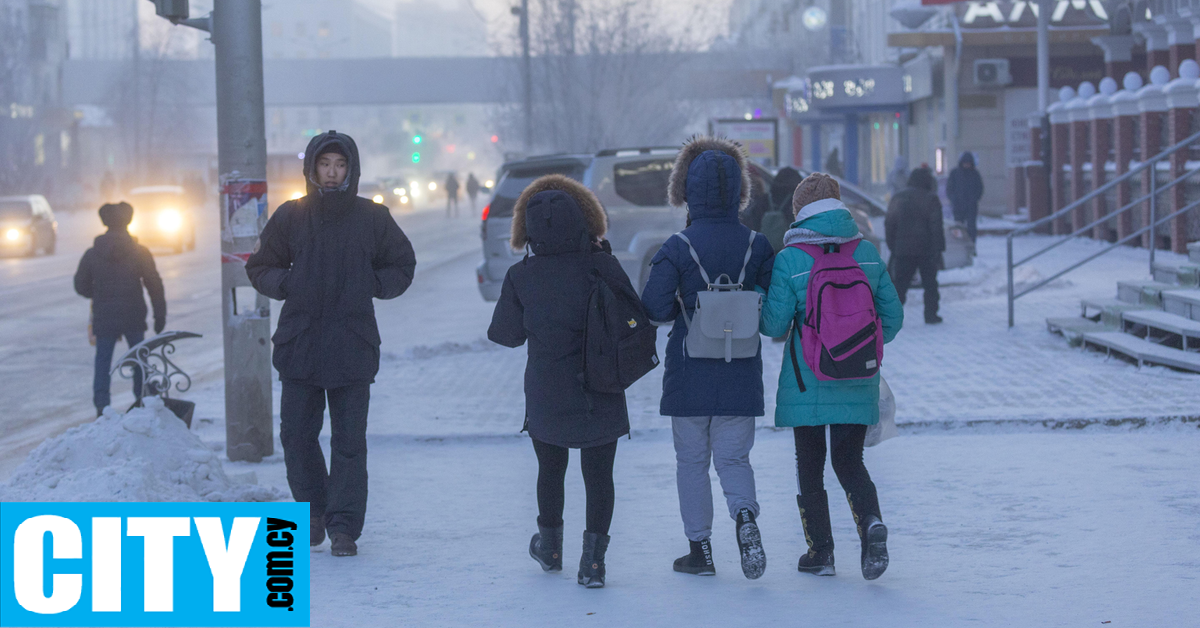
[74, 202, 166, 415]
[946, 151, 984, 242]
[487, 174, 634, 588]
[245, 130, 416, 558]
[886, 167, 945, 324]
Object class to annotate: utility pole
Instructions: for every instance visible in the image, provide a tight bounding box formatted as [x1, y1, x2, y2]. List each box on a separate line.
[148, 0, 272, 463]
[515, 0, 533, 152]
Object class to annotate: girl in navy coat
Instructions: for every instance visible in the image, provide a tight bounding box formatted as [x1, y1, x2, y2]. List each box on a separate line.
[641, 137, 775, 579]
[488, 175, 636, 589]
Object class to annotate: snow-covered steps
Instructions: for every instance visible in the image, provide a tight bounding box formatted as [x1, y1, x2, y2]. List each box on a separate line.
[1120, 310, 1200, 351]
[1117, 280, 1178, 307]
[1080, 297, 1149, 327]
[1047, 317, 1112, 345]
[1189, 241, 1200, 264]
[1152, 261, 1200, 287]
[1162, 289, 1200, 322]
[1080, 331, 1200, 373]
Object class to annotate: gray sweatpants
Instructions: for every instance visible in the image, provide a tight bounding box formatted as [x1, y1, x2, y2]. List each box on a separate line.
[672, 416, 760, 542]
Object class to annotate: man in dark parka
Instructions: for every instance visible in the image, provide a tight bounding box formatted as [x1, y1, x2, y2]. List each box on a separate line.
[246, 131, 416, 557]
[74, 202, 166, 415]
[946, 151, 984, 242]
[886, 166, 946, 324]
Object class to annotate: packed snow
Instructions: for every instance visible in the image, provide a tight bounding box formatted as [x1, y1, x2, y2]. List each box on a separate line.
[0, 396, 282, 503]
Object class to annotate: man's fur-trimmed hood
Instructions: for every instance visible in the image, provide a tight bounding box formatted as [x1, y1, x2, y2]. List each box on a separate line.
[510, 174, 607, 251]
[667, 136, 752, 217]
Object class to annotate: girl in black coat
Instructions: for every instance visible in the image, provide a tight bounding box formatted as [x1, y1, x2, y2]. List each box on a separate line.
[487, 175, 636, 589]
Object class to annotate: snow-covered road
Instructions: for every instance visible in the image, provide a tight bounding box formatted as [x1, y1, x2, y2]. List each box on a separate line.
[0, 207, 487, 479]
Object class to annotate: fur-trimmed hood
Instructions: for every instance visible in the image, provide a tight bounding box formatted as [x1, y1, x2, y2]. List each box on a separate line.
[667, 135, 752, 221]
[510, 174, 607, 253]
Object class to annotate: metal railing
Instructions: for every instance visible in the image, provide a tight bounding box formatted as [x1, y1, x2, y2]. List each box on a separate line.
[1006, 128, 1200, 327]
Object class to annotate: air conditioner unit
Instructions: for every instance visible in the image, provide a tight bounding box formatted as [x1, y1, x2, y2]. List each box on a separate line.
[974, 59, 1012, 87]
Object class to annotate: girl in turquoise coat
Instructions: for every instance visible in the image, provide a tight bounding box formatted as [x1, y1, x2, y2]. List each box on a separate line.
[759, 173, 904, 581]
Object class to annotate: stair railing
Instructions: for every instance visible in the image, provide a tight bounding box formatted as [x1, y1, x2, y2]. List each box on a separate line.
[1006, 128, 1200, 327]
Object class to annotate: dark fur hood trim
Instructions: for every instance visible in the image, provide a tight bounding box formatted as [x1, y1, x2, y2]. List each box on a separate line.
[667, 135, 752, 211]
[510, 174, 607, 250]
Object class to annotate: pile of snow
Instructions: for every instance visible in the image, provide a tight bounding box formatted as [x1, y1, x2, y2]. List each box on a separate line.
[0, 397, 283, 502]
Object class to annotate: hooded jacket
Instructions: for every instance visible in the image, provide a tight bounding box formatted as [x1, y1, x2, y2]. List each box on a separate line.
[488, 175, 633, 448]
[74, 229, 166, 337]
[946, 151, 984, 214]
[885, 168, 946, 258]
[641, 137, 775, 418]
[245, 131, 417, 388]
[759, 203, 903, 427]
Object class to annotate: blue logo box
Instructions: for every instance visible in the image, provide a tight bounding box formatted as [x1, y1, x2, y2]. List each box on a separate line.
[0, 502, 309, 627]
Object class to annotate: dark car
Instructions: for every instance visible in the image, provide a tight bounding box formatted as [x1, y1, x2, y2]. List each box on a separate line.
[0, 195, 57, 257]
[476, 154, 593, 301]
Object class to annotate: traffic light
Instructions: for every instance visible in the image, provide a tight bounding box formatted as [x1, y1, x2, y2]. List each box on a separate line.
[148, 0, 188, 20]
[412, 135, 423, 145]
[411, 152, 421, 164]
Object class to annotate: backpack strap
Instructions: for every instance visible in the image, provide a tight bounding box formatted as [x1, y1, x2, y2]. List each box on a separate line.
[673, 232, 712, 286]
[736, 230, 757, 286]
[787, 321, 807, 393]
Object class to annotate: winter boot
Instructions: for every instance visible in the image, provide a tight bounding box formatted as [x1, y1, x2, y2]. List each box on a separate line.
[529, 525, 564, 572]
[310, 514, 325, 547]
[329, 532, 357, 557]
[672, 538, 715, 576]
[735, 508, 766, 580]
[925, 315, 944, 325]
[577, 531, 610, 588]
[846, 482, 889, 580]
[796, 492, 835, 576]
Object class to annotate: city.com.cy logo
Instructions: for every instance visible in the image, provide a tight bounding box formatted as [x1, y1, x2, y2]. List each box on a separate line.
[0, 502, 309, 627]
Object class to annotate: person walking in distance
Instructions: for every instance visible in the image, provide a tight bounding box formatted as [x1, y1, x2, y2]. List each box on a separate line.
[488, 175, 636, 589]
[465, 173, 481, 214]
[246, 131, 417, 558]
[886, 166, 946, 324]
[946, 151, 984, 242]
[445, 172, 460, 218]
[641, 137, 775, 580]
[759, 173, 904, 581]
[74, 202, 166, 416]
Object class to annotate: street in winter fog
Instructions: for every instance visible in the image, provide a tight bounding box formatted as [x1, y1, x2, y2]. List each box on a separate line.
[1, 0, 1199, 627]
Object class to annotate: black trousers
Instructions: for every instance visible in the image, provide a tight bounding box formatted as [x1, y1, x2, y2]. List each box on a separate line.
[93, 330, 144, 413]
[793, 425, 872, 497]
[532, 438, 618, 536]
[280, 381, 371, 540]
[953, 205, 979, 241]
[890, 254, 940, 321]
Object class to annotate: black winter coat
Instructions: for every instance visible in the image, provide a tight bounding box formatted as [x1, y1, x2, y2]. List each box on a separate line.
[74, 229, 166, 337]
[488, 178, 632, 449]
[246, 131, 416, 388]
[885, 186, 946, 258]
[946, 153, 984, 215]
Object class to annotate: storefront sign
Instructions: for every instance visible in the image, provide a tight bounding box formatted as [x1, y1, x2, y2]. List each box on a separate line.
[806, 66, 908, 109]
[958, 1, 1107, 27]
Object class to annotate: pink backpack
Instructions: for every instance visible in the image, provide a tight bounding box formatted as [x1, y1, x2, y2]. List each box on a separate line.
[787, 240, 882, 391]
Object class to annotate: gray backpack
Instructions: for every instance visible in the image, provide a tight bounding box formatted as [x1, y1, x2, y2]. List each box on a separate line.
[674, 231, 763, 363]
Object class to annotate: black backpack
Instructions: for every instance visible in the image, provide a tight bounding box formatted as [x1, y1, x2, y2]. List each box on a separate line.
[581, 269, 660, 393]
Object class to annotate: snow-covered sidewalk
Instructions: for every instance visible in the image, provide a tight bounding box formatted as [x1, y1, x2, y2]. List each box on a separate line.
[224, 426, 1200, 627]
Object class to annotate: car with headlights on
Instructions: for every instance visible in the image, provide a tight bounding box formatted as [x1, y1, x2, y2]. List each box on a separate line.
[0, 195, 57, 257]
[127, 185, 196, 253]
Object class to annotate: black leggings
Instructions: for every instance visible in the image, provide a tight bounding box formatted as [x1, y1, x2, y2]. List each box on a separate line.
[793, 425, 872, 496]
[532, 438, 618, 536]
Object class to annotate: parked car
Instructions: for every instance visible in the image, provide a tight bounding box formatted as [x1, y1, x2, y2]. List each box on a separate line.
[0, 195, 57, 257]
[476, 154, 593, 301]
[127, 185, 196, 254]
[476, 147, 686, 301]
